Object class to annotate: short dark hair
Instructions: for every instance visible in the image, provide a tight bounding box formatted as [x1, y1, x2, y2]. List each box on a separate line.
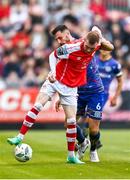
[87, 31, 100, 45]
[51, 25, 69, 36]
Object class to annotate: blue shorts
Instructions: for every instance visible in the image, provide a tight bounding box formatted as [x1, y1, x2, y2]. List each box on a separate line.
[77, 92, 107, 120]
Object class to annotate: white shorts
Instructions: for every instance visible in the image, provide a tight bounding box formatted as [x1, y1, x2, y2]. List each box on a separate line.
[40, 80, 78, 106]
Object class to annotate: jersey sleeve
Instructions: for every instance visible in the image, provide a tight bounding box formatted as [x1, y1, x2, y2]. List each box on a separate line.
[49, 52, 57, 73]
[54, 45, 69, 59]
[113, 62, 123, 77]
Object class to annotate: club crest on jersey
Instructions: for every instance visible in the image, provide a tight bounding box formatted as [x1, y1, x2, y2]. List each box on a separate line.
[57, 46, 68, 56]
[105, 66, 112, 72]
[94, 111, 102, 118]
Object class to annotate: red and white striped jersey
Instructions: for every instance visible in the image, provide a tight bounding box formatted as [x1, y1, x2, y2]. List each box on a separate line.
[54, 39, 100, 87]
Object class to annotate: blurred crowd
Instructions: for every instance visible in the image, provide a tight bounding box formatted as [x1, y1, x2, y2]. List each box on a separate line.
[1, 0, 130, 89]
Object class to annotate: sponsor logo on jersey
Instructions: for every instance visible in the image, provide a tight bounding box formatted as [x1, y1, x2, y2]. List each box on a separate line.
[99, 72, 111, 78]
[57, 46, 68, 56]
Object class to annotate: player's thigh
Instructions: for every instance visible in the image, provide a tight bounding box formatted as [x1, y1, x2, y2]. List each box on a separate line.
[77, 95, 88, 118]
[36, 80, 56, 105]
[62, 104, 77, 119]
[35, 92, 50, 105]
[60, 94, 77, 117]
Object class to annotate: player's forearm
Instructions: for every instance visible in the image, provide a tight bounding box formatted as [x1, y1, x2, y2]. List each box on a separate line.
[100, 38, 114, 51]
[49, 52, 57, 73]
[114, 77, 123, 98]
[114, 86, 122, 98]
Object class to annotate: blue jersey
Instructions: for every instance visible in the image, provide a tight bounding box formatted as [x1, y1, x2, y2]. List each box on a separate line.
[77, 57, 106, 120]
[78, 57, 104, 94]
[96, 56, 122, 94]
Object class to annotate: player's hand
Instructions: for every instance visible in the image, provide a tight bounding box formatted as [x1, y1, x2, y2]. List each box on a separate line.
[92, 26, 102, 40]
[47, 72, 56, 83]
[55, 100, 61, 112]
[110, 96, 117, 107]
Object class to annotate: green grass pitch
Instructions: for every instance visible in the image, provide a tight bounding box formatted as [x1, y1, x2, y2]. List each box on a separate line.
[0, 129, 130, 179]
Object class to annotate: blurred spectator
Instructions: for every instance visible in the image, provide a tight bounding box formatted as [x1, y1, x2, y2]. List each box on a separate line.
[0, 77, 6, 90]
[62, 14, 80, 38]
[0, 17, 16, 39]
[3, 52, 23, 78]
[0, 0, 10, 19]
[22, 57, 39, 87]
[36, 61, 49, 85]
[0, 31, 5, 49]
[89, 0, 107, 19]
[5, 71, 21, 88]
[9, 0, 28, 24]
[31, 23, 45, 49]
[28, 0, 44, 24]
[22, 68, 39, 87]
[122, 16, 130, 56]
[3, 39, 13, 56]
[11, 25, 30, 48]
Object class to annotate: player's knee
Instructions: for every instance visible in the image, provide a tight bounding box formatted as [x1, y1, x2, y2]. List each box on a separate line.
[67, 117, 76, 125]
[89, 120, 100, 133]
[36, 93, 50, 106]
[89, 125, 100, 134]
[34, 102, 43, 112]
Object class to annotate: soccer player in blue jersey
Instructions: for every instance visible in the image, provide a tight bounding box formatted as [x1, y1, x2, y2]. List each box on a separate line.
[96, 49, 123, 107]
[82, 49, 123, 161]
[76, 55, 106, 162]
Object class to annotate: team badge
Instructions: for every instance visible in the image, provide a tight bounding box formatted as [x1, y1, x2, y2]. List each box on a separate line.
[105, 66, 112, 72]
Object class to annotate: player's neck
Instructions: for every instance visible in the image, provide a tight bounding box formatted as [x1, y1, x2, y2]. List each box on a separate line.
[100, 54, 111, 61]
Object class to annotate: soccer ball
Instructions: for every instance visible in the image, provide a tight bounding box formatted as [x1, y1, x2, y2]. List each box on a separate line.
[14, 143, 32, 162]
